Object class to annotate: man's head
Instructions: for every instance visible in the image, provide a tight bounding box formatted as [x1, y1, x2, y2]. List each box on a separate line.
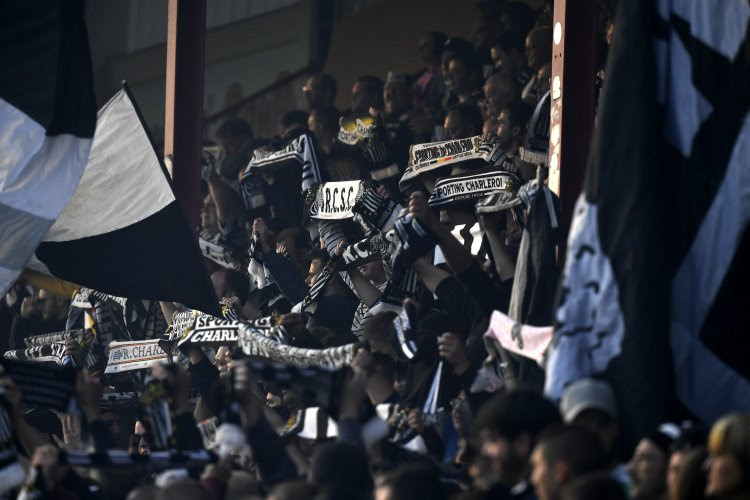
[279, 110, 309, 139]
[210, 269, 249, 303]
[359, 259, 386, 285]
[530, 425, 609, 500]
[525, 26, 553, 71]
[310, 442, 373, 498]
[483, 73, 520, 120]
[375, 464, 446, 500]
[559, 473, 628, 500]
[384, 72, 412, 117]
[308, 106, 341, 151]
[627, 425, 678, 499]
[418, 31, 447, 67]
[216, 118, 253, 157]
[444, 103, 483, 140]
[351, 75, 384, 114]
[215, 118, 254, 179]
[440, 37, 474, 80]
[705, 413, 750, 498]
[362, 311, 397, 357]
[200, 194, 219, 236]
[490, 32, 527, 76]
[472, 389, 562, 489]
[496, 100, 532, 150]
[306, 247, 330, 288]
[303, 73, 337, 110]
[559, 379, 619, 454]
[445, 55, 479, 97]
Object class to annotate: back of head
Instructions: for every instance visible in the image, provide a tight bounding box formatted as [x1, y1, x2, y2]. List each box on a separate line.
[560, 473, 627, 500]
[281, 110, 310, 133]
[310, 442, 373, 498]
[673, 447, 708, 500]
[377, 463, 447, 500]
[474, 389, 562, 442]
[216, 118, 253, 142]
[537, 425, 609, 478]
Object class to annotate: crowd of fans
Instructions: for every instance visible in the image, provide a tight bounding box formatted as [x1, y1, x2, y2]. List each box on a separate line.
[1, 1, 749, 500]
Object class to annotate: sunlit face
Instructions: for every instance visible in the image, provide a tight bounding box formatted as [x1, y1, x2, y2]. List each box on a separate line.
[306, 258, 324, 287]
[705, 453, 744, 497]
[627, 439, 667, 498]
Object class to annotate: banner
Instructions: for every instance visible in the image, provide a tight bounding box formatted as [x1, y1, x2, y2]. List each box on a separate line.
[238, 325, 356, 369]
[308, 181, 364, 220]
[176, 315, 240, 348]
[484, 310, 553, 365]
[104, 340, 169, 374]
[428, 171, 518, 207]
[199, 238, 244, 271]
[400, 136, 507, 188]
[340, 233, 391, 269]
[3, 344, 68, 365]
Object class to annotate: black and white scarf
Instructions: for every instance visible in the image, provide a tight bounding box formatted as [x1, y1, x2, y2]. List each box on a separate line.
[388, 213, 438, 276]
[238, 325, 356, 369]
[400, 136, 508, 188]
[199, 237, 245, 272]
[428, 171, 519, 207]
[104, 339, 170, 374]
[301, 258, 339, 313]
[0, 359, 77, 412]
[240, 132, 322, 207]
[352, 186, 400, 231]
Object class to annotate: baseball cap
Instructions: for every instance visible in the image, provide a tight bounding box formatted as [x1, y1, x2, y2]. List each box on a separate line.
[560, 378, 618, 423]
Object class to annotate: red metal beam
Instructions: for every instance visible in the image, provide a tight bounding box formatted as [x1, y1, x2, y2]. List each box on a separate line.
[164, 0, 206, 231]
[548, 0, 597, 236]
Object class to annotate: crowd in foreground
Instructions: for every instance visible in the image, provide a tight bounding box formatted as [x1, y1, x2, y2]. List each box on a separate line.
[1, 1, 749, 499]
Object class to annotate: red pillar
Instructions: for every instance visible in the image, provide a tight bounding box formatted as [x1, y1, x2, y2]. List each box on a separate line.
[164, 0, 206, 231]
[548, 0, 598, 236]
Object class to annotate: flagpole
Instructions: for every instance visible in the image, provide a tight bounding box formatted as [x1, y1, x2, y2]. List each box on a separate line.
[164, 0, 206, 233]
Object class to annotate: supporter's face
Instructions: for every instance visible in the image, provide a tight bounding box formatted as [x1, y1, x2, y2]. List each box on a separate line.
[525, 32, 550, 71]
[303, 76, 325, 110]
[444, 110, 467, 140]
[484, 80, 513, 119]
[306, 259, 324, 287]
[101, 411, 120, 443]
[446, 59, 472, 94]
[530, 446, 559, 500]
[496, 109, 514, 147]
[479, 431, 531, 488]
[201, 195, 218, 232]
[627, 439, 667, 498]
[667, 450, 685, 499]
[218, 135, 244, 157]
[384, 81, 410, 116]
[134, 420, 149, 455]
[705, 453, 744, 497]
[41, 296, 59, 321]
[359, 260, 385, 283]
[351, 81, 373, 114]
[491, 46, 514, 74]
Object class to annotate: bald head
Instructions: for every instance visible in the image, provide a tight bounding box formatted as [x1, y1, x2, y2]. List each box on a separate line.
[525, 27, 552, 71]
[483, 73, 520, 119]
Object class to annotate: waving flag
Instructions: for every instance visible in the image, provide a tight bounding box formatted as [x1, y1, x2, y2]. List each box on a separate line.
[0, 0, 96, 296]
[546, 0, 750, 444]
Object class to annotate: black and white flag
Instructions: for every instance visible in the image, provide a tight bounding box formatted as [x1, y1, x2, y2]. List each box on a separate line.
[546, 0, 750, 443]
[30, 85, 220, 316]
[0, 0, 96, 296]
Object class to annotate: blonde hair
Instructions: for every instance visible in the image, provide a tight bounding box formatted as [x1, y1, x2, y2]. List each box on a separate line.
[708, 413, 750, 472]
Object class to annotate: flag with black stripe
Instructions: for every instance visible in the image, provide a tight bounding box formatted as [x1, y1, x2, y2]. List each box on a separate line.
[30, 85, 220, 316]
[546, 0, 750, 444]
[0, 0, 96, 296]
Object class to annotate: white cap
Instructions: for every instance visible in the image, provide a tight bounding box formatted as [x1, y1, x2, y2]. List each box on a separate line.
[560, 378, 618, 423]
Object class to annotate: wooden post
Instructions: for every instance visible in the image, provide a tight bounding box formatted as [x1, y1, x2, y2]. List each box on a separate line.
[548, 0, 597, 236]
[164, 0, 206, 231]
